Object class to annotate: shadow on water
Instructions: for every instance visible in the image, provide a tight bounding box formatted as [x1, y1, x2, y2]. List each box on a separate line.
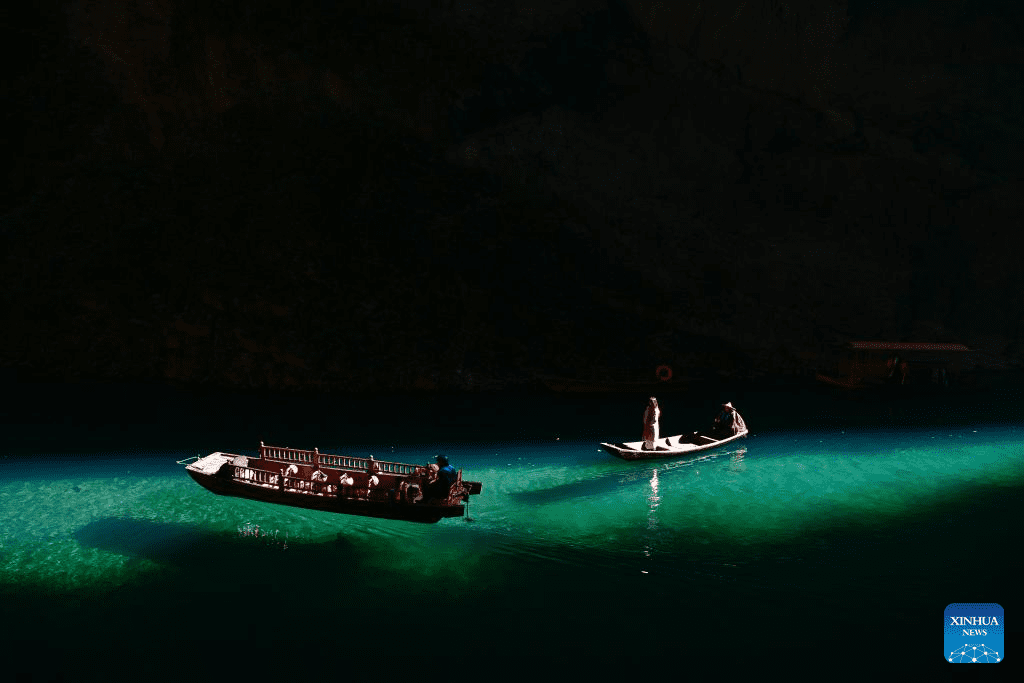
[7, 475, 1021, 680]
[73, 517, 361, 571]
[8, 519, 371, 680]
[511, 446, 748, 505]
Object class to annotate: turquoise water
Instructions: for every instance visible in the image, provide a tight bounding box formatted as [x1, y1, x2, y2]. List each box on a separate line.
[1, 420, 1020, 677]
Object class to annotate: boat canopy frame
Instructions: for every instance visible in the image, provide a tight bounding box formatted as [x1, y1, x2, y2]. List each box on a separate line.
[257, 441, 421, 475]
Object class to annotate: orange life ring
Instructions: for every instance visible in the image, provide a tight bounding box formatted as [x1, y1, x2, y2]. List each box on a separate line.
[656, 365, 672, 381]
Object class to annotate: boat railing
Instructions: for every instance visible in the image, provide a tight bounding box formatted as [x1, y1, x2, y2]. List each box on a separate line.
[259, 444, 317, 464]
[259, 442, 422, 475]
[318, 453, 421, 475]
[233, 466, 425, 503]
[281, 476, 338, 495]
[235, 466, 281, 487]
[234, 466, 341, 495]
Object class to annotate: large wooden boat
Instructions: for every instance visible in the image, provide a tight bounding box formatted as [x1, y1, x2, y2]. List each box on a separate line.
[184, 442, 482, 524]
[600, 428, 749, 461]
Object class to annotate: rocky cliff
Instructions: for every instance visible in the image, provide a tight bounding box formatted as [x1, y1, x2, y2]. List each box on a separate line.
[4, 0, 1022, 393]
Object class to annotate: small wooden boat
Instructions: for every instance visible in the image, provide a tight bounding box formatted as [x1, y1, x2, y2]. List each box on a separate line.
[185, 442, 482, 524]
[600, 428, 749, 461]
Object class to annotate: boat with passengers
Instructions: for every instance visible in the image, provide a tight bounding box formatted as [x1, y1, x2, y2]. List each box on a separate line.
[600, 428, 748, 461]
[184, 442, 482, 523]
[600, 402, 749, 461]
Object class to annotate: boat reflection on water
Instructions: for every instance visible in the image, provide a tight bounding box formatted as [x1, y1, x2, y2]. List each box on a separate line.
[512, 445, 751, 507]
[728, 447, 747, 472]
[642, 468, 660, 572]
[647, 469, 660, 527]
[646, 445, 747, 474]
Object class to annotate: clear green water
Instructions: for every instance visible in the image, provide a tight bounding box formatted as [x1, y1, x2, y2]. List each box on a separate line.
[1, 423, 1020, 677]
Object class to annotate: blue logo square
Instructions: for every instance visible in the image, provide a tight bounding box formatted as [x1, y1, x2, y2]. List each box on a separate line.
[945, 603, 1003, 663]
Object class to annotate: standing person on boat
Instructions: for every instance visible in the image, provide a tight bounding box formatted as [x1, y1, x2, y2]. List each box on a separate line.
[642, 397, 661, 450]
[422, 454, 457, 502]
[712, 402, 745, 437]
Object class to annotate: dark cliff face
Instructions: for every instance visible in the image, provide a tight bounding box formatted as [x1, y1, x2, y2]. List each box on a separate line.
[4, 0, 1023, 394]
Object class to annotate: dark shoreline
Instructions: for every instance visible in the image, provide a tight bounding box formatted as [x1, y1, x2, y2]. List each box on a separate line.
[1, 370, 1020, 455]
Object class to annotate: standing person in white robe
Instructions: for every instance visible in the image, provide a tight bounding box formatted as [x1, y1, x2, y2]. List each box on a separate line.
[642, 397, 661, 450]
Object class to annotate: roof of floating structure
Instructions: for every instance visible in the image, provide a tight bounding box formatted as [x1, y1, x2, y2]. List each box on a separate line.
[848, 342, 970, 352]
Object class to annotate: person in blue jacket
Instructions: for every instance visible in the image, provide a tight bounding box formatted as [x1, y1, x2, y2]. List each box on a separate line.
[422, 454, 457, 502]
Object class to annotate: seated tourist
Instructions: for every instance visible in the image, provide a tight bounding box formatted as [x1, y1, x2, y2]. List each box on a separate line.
[310, 469, 328, 494]
[282, 464, 299, 489]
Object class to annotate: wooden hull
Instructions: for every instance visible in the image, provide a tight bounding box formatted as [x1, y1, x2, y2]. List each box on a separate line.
[600, 429, 749, 461]
[185, 452, 480, 524]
